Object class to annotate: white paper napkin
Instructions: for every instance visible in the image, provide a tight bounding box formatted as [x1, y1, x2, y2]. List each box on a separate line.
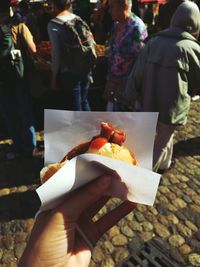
[36, 110, 161, 213]
[44, 110, 158, 169]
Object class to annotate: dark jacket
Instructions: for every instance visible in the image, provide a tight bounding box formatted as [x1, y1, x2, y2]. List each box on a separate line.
[125, 28, 200, 125]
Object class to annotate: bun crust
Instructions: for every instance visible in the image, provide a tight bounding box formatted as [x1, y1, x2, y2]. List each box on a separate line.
[40, 122, 138, 184]
[87, 142, 134, 164]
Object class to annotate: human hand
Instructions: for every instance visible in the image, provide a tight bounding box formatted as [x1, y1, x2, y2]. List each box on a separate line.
[19, 175, 136, 267]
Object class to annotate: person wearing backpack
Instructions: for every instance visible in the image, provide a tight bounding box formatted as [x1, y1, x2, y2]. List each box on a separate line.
[48, 0, 97, 111]
[0, 0, 40, 159]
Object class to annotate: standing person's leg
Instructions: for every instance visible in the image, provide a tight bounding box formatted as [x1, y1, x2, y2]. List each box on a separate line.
[106, 101, 114, 111]
[153, 121, 176, 172]
[0, 86, 22, 153]
[72, 79, 82, 110]
[60, 72, 82, 111]
[113, 100, 124, 111]
[80, 73, 91, 111]
[104, 78, 116, 111]
[15, 79, 37, 156]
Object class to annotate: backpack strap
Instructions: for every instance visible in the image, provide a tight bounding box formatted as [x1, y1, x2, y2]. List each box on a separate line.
[0, 25, 15, 58]
[50, 15, 82, 26]
[50, 16, 96, 49]
[50, 17, 85, 48]
[50, 17, 65, 26]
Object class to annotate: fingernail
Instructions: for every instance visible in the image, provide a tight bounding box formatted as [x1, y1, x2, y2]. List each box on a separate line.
[98, 175, 111, 189]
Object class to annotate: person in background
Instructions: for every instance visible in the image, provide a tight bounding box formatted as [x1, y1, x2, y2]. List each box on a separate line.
[10, 0, 24, 24]
[125, 1, 200, 173]
[0, 0, 39, 158]
[143, 3, 154, 27]
[19, 175, 136, 267]
[32, 2, 52, 42]
[48, 0, 92, 111]
[104, 0, 147, 111]
[90, 0, 112, 44]
[155, 0, 186, 31]
[131, 0, 140, 17]
[73, 0, 90, 25]
[18, 0, 40, 44]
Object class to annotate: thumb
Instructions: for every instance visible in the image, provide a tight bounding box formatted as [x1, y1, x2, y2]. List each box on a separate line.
[58, 175, 112, 219]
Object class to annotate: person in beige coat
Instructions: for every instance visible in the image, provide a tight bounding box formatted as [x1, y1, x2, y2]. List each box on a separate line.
[125, 1, 200, 172]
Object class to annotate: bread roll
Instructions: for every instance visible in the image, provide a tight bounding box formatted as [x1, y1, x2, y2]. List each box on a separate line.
[40, 122, 137, 184]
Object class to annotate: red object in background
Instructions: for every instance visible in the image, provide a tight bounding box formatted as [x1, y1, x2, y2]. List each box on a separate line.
[10, 0, 18, 6]
[37, 41, 52, 61]
[139, 0, 166, 3]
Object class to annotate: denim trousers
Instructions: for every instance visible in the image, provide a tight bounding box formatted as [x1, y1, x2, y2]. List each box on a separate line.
[0, 78, 36, 154]
[106, 100, 124, 111]
[60, 71, 91, 111]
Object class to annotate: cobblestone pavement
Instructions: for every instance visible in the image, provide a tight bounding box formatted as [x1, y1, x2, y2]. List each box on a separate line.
[0, 100, 199, 267]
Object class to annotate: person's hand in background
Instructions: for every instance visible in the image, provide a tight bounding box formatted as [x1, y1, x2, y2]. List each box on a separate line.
[19, 175, 136, 267]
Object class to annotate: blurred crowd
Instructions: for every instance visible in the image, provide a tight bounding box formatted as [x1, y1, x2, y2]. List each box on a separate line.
[0, 0, 200, 173]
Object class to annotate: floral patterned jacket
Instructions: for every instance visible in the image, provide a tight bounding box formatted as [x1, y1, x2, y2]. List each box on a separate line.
[108, 13, 148, 79]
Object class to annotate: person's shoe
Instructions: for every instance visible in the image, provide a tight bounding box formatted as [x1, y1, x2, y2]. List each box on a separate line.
[191, 95, 200, 101]
[157, 169, 165, 174]
[157, 159, 176, 174]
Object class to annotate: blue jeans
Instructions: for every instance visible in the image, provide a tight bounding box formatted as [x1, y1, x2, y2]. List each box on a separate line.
[60, 72, 91, 111]
[0, 78, 36, 154]
[106, 100, 125, 111]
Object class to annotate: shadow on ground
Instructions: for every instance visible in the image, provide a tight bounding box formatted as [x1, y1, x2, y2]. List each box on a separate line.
[174, 137, 200, 157]
[0, 190, 41, 221]
[0, 143, 43, 189]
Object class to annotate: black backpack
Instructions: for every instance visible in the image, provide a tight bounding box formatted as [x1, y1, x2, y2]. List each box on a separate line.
[51, 16, 97, 77]
[0, 24, 24, 83]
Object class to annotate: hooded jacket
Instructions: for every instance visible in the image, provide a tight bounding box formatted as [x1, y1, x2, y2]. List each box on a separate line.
[125, 1, 200, 125]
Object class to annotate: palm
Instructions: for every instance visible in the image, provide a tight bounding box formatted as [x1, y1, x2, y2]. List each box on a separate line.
[26, 212, 92, 267]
